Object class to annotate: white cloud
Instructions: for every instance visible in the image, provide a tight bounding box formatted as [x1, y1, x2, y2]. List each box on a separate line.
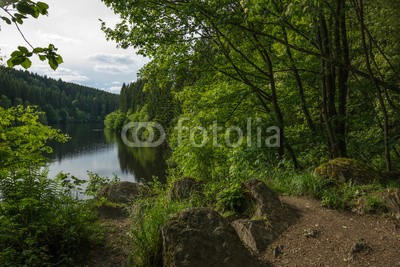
[108, 86, 122, 93]
[30, 65, 89, 82]
[90, 53, 137, 65]
[93, 64, 133, 74]
[36, 30, 79, 44]
[89, 53, 138, 74]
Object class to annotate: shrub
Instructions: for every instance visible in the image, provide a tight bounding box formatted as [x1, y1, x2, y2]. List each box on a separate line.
[0, 171, 103, 266]
[216, 183, 246, 212]
[0, 106, 103, 266]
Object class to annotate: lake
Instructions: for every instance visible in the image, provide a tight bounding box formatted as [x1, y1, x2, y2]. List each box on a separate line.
[47, 123, 167, 183]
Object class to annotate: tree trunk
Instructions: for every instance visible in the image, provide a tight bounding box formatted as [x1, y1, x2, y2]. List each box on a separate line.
[318, 11, 340, 158]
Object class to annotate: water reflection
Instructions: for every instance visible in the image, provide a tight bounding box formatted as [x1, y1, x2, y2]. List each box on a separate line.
[104, 130, 167, 182]
[48, 123, 166, 183]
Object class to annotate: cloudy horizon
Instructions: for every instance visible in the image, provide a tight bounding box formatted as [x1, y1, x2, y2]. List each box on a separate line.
[0, 0, 148, 94]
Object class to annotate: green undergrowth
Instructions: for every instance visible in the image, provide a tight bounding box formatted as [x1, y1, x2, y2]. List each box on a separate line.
[126, 169, 399, 266]
[128, 179, 200, 267]
[265, 169, 399, 213]
[0, 172, 104, 266]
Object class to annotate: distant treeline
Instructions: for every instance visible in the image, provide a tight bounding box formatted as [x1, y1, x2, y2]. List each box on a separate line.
[0, 67, 119, 123]
[105, 78, 176, 131]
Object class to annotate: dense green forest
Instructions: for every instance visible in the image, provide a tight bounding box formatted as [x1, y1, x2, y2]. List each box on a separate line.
[0, 67, 119, 123]
[103, 0, 400, 176]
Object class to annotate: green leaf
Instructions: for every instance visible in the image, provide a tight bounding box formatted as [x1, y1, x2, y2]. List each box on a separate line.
[18, 46, 29, 54]
[10, 50, 23, 57]
[9, 56, 26, 67]
[6, 58, 14, 68]
[16, 1, 39, 18]
[55, 55, 63, 64]
[20, 58, 32, 69]
[33, 47, 45, 53]
[48, 57, 58, 70]
[36, 2, 49, 15]
[1, 16, 12, 25]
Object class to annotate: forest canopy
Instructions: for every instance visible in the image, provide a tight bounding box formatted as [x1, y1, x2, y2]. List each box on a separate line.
[102, 0, 400, 175]
[0, 67, 119, 123]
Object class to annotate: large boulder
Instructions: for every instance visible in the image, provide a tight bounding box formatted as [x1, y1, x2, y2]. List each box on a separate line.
[230, 179, 299, 252]
[231, 219, 275, 254]
[314, 158, 381, 185]
[168, 177, 203, 202]
[162, 208, 265, 267]
[98, 181, 147, 204]
[241, 179, 283, 219]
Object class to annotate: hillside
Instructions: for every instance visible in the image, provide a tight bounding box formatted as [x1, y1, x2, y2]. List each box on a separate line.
[0, 67, 119, 123]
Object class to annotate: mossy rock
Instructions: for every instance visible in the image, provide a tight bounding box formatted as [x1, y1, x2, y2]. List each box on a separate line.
[314, 158, 381, 185]
[98, 181, 148, 204]
[168, 177, 204, 202]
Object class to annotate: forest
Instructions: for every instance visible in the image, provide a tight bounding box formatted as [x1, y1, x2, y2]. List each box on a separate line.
[103, 0, 400, 175]
[0, 67, 119, 123]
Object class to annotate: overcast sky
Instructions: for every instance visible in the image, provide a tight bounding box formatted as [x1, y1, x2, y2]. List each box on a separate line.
[0, 0, 148, 94]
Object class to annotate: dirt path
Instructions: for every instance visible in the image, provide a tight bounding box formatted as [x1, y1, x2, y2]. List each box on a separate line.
[83, 196, 399, 267]
[85, 218, 132, 267]
[262, 196, 400, 267]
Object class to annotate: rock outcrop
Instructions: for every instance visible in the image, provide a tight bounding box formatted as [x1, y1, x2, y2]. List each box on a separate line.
[98, 181, 147, 204]
[97, 182, 147, 219]
[231, 219, 275, 254]
[162, 208, 264, 267]
[168, 177, 203, 202]
[227, 179, 299, 254]
[314, 158, 380, 185]
[241, 178, 283, 219]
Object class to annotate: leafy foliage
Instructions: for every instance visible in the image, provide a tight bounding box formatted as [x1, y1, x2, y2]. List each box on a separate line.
[102, 0, 400, 178]
[0, 0, 63, 70]
[0, 106, 103, 266]
[216, 183, 246, 213]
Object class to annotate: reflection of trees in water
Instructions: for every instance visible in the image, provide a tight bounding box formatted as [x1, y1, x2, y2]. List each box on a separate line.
[50, 123, 109, 161]
[106, 130, 167, 182]
[49, 124, 167, 182]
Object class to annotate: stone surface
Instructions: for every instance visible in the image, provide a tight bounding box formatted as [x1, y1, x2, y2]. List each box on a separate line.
[168, 177, 203, 201]
[241, 179, 283, 219]
[381, 188, 400, 219]
[98, 181, 147, 204]
[162, 208, 265, 267]
[231, 219, 275, 254]
[96, 204, 128, 219]
[314, 158, 380, 185]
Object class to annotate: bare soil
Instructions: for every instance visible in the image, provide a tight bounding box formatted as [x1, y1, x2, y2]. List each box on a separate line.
[85, 218, 132, 267]
[262, 196, 400, 267]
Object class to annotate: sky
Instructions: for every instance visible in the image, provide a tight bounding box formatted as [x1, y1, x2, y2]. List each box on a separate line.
[0, 0, 148, 94]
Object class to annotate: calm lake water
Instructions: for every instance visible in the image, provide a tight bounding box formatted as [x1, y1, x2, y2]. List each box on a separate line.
[47, 123, 167, 183]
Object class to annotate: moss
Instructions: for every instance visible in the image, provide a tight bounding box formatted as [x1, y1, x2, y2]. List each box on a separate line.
[314, 158, 381, 185]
